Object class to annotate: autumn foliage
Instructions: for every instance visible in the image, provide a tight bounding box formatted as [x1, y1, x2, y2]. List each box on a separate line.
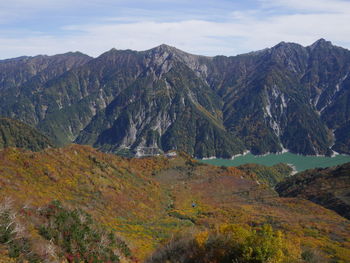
[0, 145, 349, 262]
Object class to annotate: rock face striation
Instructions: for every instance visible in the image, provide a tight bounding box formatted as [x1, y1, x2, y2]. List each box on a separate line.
[0, 39, 349, 157]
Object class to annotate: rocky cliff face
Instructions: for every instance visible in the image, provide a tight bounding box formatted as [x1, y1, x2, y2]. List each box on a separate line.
[207, 40, 350, 155]
[0, 52, 93, 143]
[0, 39, 349, 157]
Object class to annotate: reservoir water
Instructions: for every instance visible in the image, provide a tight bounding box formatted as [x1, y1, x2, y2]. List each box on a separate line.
[199, 152, 350, 172]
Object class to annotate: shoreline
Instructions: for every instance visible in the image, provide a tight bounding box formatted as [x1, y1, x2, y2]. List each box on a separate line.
[199, 150, 349, 160]
[198, 152, 350, 172]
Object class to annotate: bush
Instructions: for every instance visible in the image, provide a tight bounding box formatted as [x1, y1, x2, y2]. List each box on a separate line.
[146, 224, 300, 263]
[0, 200, 40, 262]
[38, 201, 131, 262]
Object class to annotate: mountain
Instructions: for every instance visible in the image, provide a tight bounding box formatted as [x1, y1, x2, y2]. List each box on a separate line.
[276, 162, 350, 220]
[0, 40, 349, 157]
[0, 145, 350, 262]
[0, 118, 53, 151]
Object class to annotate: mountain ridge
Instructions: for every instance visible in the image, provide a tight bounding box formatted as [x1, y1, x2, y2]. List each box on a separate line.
[0, 39, 349, 157]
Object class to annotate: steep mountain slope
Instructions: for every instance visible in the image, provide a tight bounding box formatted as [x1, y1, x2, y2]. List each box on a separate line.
[0, 145, 349, 262]
[207, 40, 350, 155]
[0, 118, 52, 151]
[0, 52, 92, 92]
[75, 47, 243, 158]
[0, 52, 92, 137]
[0, 40, 349, 157]
[0, 46, 244, 157]
[276, 162, 350, 220]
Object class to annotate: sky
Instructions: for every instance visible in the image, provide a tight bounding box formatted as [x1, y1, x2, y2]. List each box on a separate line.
[0, 0, 349, 59]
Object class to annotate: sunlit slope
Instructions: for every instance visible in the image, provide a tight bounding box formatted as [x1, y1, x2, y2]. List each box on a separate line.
[0, 145, 349, 261]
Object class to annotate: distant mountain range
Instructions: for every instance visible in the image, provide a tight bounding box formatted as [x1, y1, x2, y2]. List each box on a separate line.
[0, 39, 349, 158]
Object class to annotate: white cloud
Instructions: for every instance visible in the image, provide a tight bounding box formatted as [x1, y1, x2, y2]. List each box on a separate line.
[260, 0, 350, 13]
[0, 0, 349, 59]
[0, 0, 77, 24]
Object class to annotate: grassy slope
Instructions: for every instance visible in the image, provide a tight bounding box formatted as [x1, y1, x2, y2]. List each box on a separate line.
[0, 145, 349, 262]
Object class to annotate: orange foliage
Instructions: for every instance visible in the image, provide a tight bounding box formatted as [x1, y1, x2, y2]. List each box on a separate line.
[0, 145, 349, 261]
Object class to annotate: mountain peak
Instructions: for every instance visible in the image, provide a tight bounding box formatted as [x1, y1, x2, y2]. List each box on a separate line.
[310, 38, 333, 49]
[150, 44, 182, 55]
[276, 41, 287, 46]
[145, 44, 193, 62]
[273, 41, 303, 50]
[155, 43, 176, 50]
[314, 38, 328, 44]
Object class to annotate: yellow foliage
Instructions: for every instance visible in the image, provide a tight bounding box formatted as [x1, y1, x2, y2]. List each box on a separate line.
[219, 223, 251, 242]
[195, 230, 209, 248]
[217, 224, 301, 263]
[0, 257, 16, 263]
[0, 145, 350, 261]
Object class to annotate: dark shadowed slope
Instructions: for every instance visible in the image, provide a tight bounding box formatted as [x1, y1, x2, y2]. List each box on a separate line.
[276, 162, 350, 220]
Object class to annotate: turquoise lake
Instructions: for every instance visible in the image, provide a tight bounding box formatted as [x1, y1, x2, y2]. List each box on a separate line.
[199, 152, 350, 172]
